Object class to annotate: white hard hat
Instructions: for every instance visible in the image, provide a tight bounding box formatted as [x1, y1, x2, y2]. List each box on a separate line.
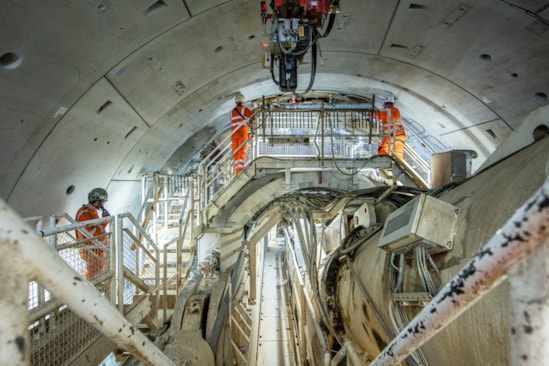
[235, 92, 245, 103]
[385, 94, 395, 105]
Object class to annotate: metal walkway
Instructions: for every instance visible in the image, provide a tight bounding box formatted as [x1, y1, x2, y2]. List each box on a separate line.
[11, 102, 434, 366]
[254, 239, 296, 366]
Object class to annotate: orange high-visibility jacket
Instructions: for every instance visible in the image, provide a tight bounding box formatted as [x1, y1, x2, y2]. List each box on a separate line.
[378, 105, 405, 137]
[230, 105, 253, 136]
[230, 105, 254, 175]
[75, 204, 108, 241]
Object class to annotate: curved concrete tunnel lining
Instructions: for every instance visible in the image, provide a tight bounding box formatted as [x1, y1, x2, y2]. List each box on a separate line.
[2, 1, 549, 365]
[2, 0, 549, 220]
[4, 66, 502, 219]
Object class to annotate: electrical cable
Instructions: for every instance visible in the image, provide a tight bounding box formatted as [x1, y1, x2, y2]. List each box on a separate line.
[393, 253, 405, 293]
[323, 111, 377, 176]
[302, 39, 317, 93]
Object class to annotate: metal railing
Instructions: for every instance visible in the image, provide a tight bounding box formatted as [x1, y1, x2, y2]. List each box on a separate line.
[195, 105, 432, 212]
[22, 211, 169, 365]
[139, 173, 201, 323]
[116, 213, 161, 313]
[255, 108, 380, 159]
[27, 215, 115, 365]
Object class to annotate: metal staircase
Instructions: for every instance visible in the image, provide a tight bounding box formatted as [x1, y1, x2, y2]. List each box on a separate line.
[17, 101, 433, 366]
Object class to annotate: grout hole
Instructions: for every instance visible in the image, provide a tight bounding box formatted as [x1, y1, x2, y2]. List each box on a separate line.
[0, 52, 22, 70]
[535, 92, 548, 101]
[144, 0, 167, 16]
[66, 185, 75, 195]
[533, 125, 549, 141]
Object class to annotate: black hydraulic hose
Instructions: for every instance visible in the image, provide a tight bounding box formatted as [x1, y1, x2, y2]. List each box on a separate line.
[318, 12, 336, 38]
[270, 54, 279, 86]
[303, 40, 317, 93]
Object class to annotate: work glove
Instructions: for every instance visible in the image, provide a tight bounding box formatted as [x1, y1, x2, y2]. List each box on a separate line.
[101, 207, 111, 217]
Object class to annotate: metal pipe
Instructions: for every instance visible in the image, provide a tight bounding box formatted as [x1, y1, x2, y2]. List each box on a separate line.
[163, 241, 169, 322]
[40, 216, 112, 236]
[0, 198, 176, 366]
[370, 178, 549, 366]
[117, 215, 125, 312]
[0, 212, 30, 366]
[509, 240, 549, 364]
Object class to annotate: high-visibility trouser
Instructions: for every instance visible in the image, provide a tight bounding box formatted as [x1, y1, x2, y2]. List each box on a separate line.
[378, 135, 406, 160]
[79, 240, 106, 280]
[231, 132, 248, 175]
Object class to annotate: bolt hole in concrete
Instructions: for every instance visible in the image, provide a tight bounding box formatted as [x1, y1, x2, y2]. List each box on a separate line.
[0, 52, 22, 70]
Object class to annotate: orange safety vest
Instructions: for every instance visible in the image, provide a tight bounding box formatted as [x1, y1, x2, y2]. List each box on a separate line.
[75, 203, 108, 279]
[378, 105, 406, 137]
[75, 204, 108, 240]
[230, 105, 253, 135]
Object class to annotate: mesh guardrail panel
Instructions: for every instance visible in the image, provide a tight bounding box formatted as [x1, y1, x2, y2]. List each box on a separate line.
[30, 308, 100, 366]
[29, 229, 111, 365]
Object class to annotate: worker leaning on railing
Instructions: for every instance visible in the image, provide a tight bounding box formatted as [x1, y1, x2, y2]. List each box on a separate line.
[75, 187, 111, 279]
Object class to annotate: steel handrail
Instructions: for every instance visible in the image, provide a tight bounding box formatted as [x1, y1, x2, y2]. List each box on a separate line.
[2, 198, 177, 366]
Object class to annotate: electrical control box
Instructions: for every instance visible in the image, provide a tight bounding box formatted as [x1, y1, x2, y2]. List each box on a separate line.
[378, 194, 460, 254]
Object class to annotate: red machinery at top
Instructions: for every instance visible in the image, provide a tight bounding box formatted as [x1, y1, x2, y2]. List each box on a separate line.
[261, 0, 339, 92]
[272, 0, 330, 21]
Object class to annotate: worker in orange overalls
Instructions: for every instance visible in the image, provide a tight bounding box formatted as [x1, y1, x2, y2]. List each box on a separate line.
[377, 95, 406, 161]
[75, 188, 111, 279]
[230, 92, 255, 175]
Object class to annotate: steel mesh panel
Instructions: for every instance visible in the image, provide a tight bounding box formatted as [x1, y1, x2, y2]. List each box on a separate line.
[258, 141, 317, 156]
[58, 246, 86, 277]
[121, 229, 158, 302]
[123, 277, 138, 305]
[122, 232, 139, 304]
[122, 232, 138, 272]
[28, 281, 51, 311]
[57, 231, 112, 280]
[30, 307, 100, 366]
[257, 136, 377, 158]
[28, 229, 112, 365]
